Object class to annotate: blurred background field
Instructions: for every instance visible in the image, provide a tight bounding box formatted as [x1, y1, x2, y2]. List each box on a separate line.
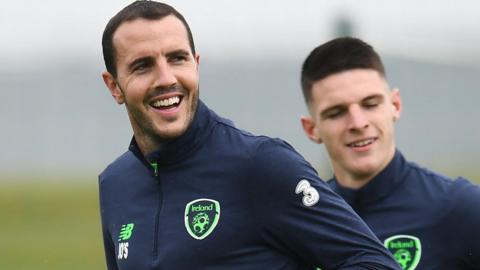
[0, 175, 104, 270]
[1, 0, 479, 269]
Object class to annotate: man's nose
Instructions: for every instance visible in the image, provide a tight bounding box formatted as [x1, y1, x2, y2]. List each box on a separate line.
[153, 60, 177, 87]
[347, 106, 369, 131]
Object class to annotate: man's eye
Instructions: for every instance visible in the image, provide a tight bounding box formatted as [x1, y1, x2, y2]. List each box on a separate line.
[325, 110, 344, 119]
[364, 101, 379, 108]
[170, 56, 186, 63]
[363, 96, 383, 109]
[133, 63, 150, 73]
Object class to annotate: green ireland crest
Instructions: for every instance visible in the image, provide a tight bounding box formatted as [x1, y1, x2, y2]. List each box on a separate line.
[184, 198, 220, 240]
[384, 235, 422, 270]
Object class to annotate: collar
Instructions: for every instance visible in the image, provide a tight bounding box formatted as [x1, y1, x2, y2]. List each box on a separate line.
[129, 100, 214, 168]
[329, 150, 409, 208]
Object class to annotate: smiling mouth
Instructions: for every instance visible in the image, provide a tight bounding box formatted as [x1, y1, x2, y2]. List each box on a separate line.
[347, 138, 377, 148]
[150, 95, 183, 110]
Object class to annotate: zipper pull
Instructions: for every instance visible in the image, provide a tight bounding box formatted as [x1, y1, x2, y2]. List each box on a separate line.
[150, 162, 159, 177]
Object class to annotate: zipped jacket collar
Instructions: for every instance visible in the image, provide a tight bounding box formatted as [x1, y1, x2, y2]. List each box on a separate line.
[128, 100, 214, 169]
[329, 150, 409, 208]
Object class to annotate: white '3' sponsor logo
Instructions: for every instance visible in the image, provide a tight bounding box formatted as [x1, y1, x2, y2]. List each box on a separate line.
[295, 179, 319, 206]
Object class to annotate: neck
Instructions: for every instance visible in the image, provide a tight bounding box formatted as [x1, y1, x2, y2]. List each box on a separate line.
[333, 170, 376, 189]
[333, 148, 396, 189]
[131, 123, 169, 157]
[134, 134, 164, 157]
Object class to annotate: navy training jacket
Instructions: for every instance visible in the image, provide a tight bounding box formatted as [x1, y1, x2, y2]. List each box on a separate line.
[328, 151, 480, 270]
[99, 100, 400, 270]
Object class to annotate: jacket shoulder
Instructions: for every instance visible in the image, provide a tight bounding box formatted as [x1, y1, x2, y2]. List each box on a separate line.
[407, 162, 456, 191]
[99, 150, 138, 185]
[409, 163, 480, 218]
[210, 111, 276, 152]
[449, 177, 480, 212]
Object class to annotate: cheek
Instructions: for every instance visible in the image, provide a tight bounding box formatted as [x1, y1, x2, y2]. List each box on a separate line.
[379, 115, 395, 133]
[370, 111, 392, 128]
[318, 122, 343, 141]
[322, 138, 344, 162]
[180, 69, 199, 89]
[318, 128, 343, 153]
[124, 79, 151, 101]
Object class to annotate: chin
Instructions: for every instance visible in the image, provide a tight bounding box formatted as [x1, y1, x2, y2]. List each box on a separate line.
[348, 160, 381, 176]
[155, 123, 189, 140]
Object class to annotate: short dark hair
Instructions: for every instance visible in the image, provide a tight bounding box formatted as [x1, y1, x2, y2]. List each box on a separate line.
[301, 37, 385, 104]
[102, 1, 196, 78]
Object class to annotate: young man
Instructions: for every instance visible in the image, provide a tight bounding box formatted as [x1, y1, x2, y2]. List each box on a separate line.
[98, 2, 400, 270]
[300, 37, 480, 270]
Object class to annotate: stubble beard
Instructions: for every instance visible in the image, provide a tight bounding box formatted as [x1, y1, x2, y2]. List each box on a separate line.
[125, 87, 199, 154]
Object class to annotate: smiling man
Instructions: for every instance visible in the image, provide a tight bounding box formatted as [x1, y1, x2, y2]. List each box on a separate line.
[102, 13, 199, 154]
[98, 2, 401, 270]
[300, 37, 480, 270]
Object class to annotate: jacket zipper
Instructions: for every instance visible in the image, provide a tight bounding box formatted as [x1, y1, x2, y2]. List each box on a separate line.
[150, 161, 162, 262]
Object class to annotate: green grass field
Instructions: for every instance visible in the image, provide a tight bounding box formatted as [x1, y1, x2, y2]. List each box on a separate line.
[0, 175, 105, 270]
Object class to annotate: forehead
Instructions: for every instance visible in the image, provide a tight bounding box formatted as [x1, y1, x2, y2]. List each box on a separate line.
[112, 15, 190, 61]
[311, 69, 389, 108]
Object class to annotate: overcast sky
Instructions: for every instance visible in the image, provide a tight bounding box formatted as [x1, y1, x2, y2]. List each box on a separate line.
[2, 0, 479, 68]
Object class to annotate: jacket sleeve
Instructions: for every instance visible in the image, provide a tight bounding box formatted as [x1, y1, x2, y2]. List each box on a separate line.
[101, 223, 119, 270]
[99, 176, 119, 270]
[248, 139, 401, 270]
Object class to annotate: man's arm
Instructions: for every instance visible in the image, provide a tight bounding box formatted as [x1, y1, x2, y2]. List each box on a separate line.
[248, 138, 401, 269]
[99, 177, 119, 270]
[101, 224, 119, 270]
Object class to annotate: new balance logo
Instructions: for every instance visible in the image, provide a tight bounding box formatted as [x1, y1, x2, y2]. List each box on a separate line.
[118, 223, 134, 241]
[117, 223, 135, 260]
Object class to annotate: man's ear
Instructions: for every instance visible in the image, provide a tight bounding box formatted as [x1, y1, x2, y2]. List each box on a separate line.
[194, 53, 200, 68]
[390, 88, 402, 122]
[301, 115, 323, 144]
[102, 71, 125, 104]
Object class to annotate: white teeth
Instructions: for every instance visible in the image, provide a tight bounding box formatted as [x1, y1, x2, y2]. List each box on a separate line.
[350, 138, 375, 147]
[152, 96, 180, 108]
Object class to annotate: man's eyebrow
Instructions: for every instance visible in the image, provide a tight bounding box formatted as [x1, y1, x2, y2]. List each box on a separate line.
[165, 49, 190, 58]
[362, 94, 383, 102]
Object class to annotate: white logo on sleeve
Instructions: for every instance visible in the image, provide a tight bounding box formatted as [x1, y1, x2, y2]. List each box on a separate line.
[295, 179, 319, 206]
[118, 242, 129, 260]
